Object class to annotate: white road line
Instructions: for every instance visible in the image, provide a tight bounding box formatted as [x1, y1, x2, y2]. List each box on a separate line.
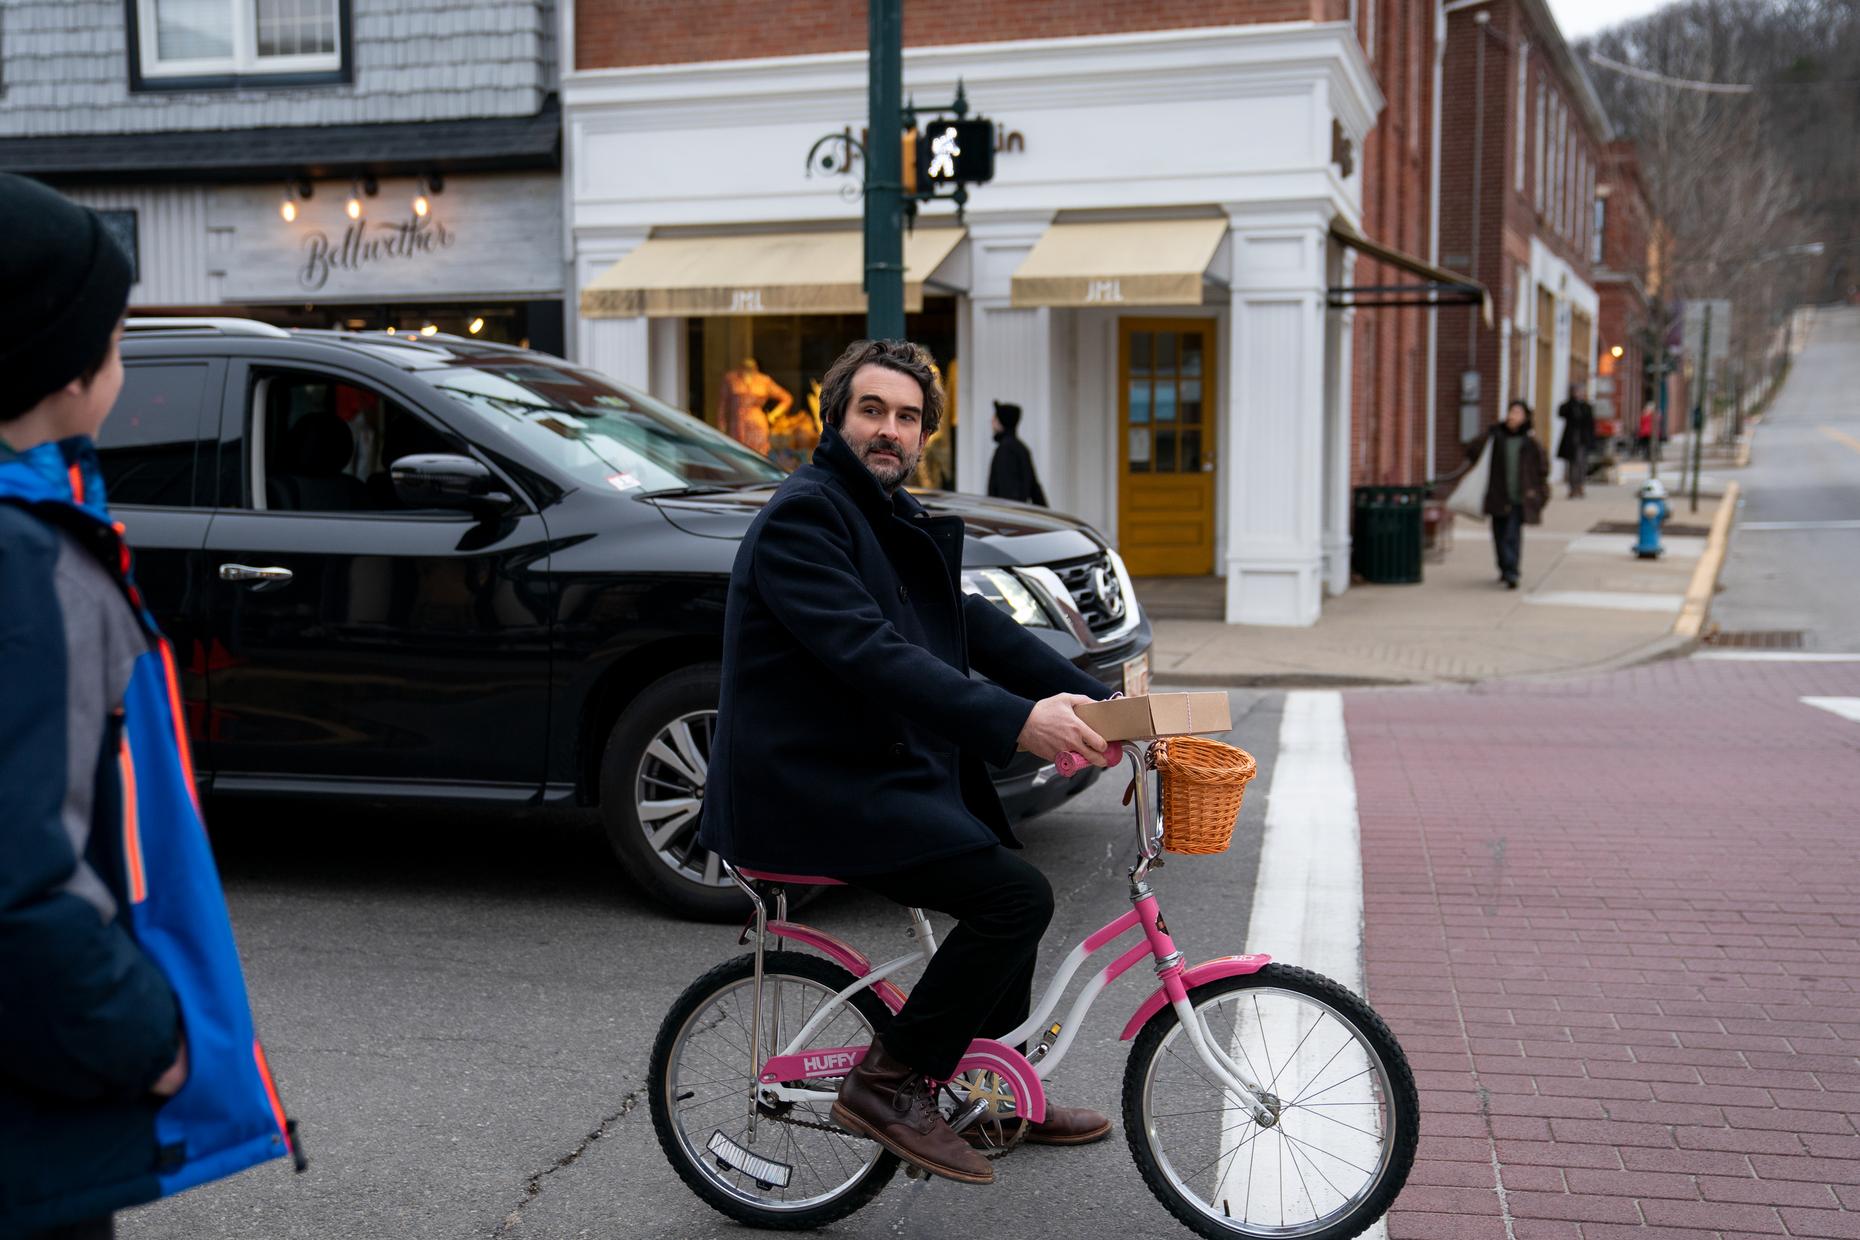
[1739, 520, 1860, 531]
[1694, 652, 1860, 662]
[1802, 697, 1860, 724]
[1222, 691, 1386, 1240]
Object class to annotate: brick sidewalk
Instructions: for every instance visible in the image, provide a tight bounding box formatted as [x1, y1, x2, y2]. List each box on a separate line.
[1347, 657, 1860, 1239]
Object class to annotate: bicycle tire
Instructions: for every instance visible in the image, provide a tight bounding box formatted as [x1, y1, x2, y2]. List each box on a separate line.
[1122, 963, 1419, 1240]
[648, 951, 900, 1230]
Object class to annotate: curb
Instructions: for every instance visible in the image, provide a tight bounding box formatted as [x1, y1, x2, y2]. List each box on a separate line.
[1674, 480, 1741, 641]
[1154, 671, 1418, 690]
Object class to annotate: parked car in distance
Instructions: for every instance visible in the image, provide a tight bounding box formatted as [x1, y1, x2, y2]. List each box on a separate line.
[99, 319, 1153, 919]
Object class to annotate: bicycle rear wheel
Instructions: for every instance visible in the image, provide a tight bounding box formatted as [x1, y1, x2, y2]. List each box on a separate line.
[1123, 963, 1418, 1240]
[648, 951, 899, 1229]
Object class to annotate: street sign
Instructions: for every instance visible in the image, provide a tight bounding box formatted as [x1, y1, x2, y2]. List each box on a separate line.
[1682, 299, 1732, 364]
[917, 119, 995, 188]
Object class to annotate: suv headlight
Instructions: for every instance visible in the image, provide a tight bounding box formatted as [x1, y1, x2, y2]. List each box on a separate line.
[960, 567, 1053, 628]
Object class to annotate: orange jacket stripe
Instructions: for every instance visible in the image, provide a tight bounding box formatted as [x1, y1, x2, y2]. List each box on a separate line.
[252, 1040, 293, 1149]
[157, 639, 202, 815]
[66, 463, 85, 504]
[119, 733, 147, 903]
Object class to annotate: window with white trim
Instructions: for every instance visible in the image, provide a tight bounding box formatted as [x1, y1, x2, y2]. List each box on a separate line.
[1514, 42, 1529, 193]
[135, 0, 341, 81]
[1534, 80, 1546, 211]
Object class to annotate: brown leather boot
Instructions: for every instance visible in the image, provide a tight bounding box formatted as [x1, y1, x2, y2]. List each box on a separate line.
[831, 1040, 995, 1184]
[962, 1102, 1113, 1148]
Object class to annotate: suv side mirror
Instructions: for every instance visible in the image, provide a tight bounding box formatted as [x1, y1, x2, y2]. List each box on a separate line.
[390, 453, 513, 513]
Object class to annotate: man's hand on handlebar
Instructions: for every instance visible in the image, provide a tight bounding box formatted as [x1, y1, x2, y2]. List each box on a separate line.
[1018, 694, 1113, 768]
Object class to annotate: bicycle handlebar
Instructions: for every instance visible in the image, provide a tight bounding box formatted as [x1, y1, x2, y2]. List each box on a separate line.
[1054, 740, 1126, 777]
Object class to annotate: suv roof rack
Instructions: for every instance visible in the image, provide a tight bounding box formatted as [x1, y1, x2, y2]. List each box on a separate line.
[125, 316, 291, 338]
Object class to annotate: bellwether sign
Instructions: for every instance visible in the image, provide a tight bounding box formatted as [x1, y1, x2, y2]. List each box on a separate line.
[215, 174, 561, 304]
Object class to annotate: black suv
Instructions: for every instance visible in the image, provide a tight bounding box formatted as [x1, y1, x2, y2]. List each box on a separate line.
[100, 320, 1153, 918]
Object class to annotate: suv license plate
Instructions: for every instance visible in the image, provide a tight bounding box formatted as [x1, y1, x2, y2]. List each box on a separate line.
[1122, 653, 1151, 697]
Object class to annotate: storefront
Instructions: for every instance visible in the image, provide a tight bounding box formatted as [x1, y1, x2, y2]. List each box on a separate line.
[564, 24, 1386, 624]
[67, 171, 566, 354]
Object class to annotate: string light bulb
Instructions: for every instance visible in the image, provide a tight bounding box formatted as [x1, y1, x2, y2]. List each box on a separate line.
[1610, 345, 1625, 358]
[280, 197, 298, 222]
[467, 317, 485, 335]
[420, 323, 438, 337]
[345, 187, 363, 220]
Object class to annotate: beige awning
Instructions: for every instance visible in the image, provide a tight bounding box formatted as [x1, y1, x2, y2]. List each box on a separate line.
[1010, 218, 1229, 309]
[1330, 221, 1495, 329]
[579, 228, 965, 318]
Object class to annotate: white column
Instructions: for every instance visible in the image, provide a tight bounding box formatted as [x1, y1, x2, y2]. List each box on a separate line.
[1221, 203, 1332, 626]
[649, 317, 687, 409]
[570, 229, 651, 387]
[957, 213, 1054, 497]
[1321, 246, 1356, 597]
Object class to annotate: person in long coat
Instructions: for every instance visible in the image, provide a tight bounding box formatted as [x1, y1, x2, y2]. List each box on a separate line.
[1556, 383, 1597, 498]
[697, 339, 1116, 1185]
[985, 400, 1047, 506]
[1481, 398, 1551, 589]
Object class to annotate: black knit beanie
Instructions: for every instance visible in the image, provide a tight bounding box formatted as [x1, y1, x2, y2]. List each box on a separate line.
[0, 173, 134, 421]
[993, 400, 1022, 433]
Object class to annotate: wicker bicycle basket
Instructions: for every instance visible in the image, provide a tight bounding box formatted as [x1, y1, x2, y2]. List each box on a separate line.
[1153, 736, 1258, 855]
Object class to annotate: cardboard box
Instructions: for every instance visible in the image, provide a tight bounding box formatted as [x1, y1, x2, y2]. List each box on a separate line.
[1076, 692, 1232, 741]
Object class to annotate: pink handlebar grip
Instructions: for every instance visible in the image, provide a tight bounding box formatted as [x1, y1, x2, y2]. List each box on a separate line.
[1055, 741, 1125, 777]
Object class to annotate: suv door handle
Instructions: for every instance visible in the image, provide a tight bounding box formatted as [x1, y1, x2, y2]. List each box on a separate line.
[219, 563, 294, 590]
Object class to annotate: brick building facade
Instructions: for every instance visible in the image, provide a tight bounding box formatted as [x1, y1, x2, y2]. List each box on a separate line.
[1594, 139, 1655, 444]
[1433, 0, 1610, 479]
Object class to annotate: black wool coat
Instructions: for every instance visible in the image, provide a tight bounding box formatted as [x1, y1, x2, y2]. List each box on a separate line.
[697, 425, 1110, 877]
[1556, 398, 1596, 460]
[987, 432, 1048, 507]
[1480, 425, 1551, 525]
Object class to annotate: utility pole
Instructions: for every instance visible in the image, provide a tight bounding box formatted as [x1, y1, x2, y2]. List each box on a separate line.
[1650, 300, 1667, 481]
[864, 0, 906, 340]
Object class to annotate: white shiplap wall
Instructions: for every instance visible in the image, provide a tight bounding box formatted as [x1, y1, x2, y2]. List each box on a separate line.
[63, 184, 218, 306]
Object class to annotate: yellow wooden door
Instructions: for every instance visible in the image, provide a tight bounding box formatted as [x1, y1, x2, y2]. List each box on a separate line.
[1118, 319, 1217, 576]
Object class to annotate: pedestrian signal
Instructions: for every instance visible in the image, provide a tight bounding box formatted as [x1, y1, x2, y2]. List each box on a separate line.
[916, 119, 995, 188]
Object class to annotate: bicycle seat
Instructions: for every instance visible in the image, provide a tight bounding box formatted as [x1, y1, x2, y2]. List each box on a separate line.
[736, 868, 845, 887]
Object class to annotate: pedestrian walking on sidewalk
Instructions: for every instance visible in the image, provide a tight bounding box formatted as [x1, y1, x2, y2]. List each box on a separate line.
[986, 401, 1048, 507]
[1480, 399, 1549, 589]
[1557, 382, 1596, 498]
[1636, 402, 1655, 459]
[0, 173, 299, 1239]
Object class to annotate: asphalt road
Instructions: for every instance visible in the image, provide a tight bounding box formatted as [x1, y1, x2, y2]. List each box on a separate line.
[1713, 304, 1860, 651]
[121, 691, 1282, 1240]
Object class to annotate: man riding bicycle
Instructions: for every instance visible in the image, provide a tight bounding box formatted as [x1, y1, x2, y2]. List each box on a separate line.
[697, 338, 1118, 1185]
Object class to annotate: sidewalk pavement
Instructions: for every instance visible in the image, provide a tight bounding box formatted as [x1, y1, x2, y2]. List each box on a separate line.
[1149, 468, 1734, 688]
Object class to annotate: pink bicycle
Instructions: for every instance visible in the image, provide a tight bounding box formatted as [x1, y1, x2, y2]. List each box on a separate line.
[648, 742, 1418, 1237]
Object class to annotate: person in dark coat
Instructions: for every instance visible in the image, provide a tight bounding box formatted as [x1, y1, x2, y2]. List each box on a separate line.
[1480, 398, 1551, 589]
[1556, 382, 1597, 498]
[985, 400, 1047, 506]
[697, 339, 1117, 1186]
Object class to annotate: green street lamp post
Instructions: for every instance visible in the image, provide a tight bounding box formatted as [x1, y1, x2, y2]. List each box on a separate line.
[864, 0, 907, 340]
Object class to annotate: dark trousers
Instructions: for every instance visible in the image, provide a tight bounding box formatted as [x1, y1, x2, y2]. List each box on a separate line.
[847, 845, 1054, 1080]
[1567, 442, 1589, 496]
[1491, 507, 1524, 583]
[28, 1217, 113, 1240]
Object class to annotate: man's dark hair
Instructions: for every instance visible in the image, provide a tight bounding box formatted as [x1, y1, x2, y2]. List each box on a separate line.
[818, 339, 944, 439]
[1507, 398, 1532, 417]
[0, 331, 116, 423]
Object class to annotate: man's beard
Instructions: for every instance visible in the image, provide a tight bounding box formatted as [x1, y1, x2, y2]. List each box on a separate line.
[858, 435, 921, 493]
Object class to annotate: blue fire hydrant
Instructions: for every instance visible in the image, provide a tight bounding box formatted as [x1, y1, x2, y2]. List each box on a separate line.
[1634, 478, 1669, 559]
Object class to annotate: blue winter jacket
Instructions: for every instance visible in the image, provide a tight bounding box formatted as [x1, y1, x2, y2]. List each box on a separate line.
[0, 437, 297, 1234]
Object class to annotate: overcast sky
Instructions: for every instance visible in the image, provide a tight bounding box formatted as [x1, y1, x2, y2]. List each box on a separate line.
[1546, 0, 1680, 40]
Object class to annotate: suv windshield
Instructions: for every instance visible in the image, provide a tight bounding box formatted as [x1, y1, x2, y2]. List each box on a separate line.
[416, 358, 788, 494]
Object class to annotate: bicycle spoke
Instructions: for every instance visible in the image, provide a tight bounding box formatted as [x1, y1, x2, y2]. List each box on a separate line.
[1279, 1125, 1378, 1178]
[1289, 1064, 1374, 1108]
[1268, 1010, 1329, 1093]
[1282, 1122, 1353, 1206]
[1283, 1104, 1385, 1140]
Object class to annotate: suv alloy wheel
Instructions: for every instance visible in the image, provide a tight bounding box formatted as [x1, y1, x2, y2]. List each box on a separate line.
[597, 664, 746, 920]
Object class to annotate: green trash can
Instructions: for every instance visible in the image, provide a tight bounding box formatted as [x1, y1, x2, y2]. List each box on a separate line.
[1351, 486, 1425, 584]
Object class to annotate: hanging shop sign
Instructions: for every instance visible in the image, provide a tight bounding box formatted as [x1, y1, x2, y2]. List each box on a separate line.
[215, 174, 562, 303]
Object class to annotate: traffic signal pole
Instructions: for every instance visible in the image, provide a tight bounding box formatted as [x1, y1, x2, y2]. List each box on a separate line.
[865, 0, 906, 340]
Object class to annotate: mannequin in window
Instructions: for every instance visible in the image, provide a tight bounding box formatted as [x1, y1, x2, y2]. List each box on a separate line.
[716, 357, 791, 457]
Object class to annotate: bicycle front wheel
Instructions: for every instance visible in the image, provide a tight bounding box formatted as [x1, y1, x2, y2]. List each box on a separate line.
[1124, 963, 1418, 1240]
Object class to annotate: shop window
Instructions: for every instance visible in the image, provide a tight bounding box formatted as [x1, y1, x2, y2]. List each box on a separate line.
[685, 298, 959, 488]
[130, 0, 349, 90]
[250, 371, 460, 514]
[97, 362, 212, 507]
